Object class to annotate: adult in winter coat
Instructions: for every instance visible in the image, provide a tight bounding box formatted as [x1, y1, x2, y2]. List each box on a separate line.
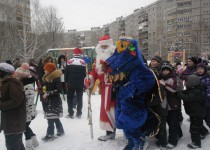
[177, 75, 206, 149]
[0, 62, 26, 150]
[159, 63, 182, 149]
[15, 63, 39, 150]
[149, 57, 168, 149]
[85, 36, 116, 141]
[65, 48, 86, 118]
[57, 55, 67, 94]
[42, 63, 64, 141]
[180, 56, 198, 82]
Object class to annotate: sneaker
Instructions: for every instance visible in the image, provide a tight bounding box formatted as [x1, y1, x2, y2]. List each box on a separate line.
[65, 114, 74, 118]
[166, 143, 175, 149]
[41, 135, 55, 142]
[98, 133, 115, 141]
[187, 143, 201, 149]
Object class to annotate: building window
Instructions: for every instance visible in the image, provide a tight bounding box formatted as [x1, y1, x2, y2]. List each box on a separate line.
[177, 1, 192, 7]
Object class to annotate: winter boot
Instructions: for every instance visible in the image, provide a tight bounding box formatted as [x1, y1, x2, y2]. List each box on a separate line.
[26, 139, 35, 150]
[57, 130, 65, 136]
[123, 138, 134, 150]
[98, 131, 115, 141]
[187, 143, 201, 149]
[31, 135, 39, 147]
[41, 135, 55, 142]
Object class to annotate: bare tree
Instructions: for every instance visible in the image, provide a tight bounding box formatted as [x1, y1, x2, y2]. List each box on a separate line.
[30, 0, 65, 60]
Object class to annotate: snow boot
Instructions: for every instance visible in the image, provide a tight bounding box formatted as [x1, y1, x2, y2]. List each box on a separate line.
[31, 135, 39, 147]
[98, 131, 115, 141]
[26, 139, 35, 150]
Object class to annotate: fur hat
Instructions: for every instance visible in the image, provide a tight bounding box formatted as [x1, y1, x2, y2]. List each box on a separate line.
[161, 63, 172, 71]
[15, 63, 31, 78]
[151, 56, 162, 64]
[0, 62, 15, 74]
[44, 63, 56, 73]
[186, 75, 200, 88]
[188, 56, 198, 65]
[98, 35, 113, 46]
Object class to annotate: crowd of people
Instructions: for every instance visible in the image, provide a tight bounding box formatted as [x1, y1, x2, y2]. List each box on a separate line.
[0, 35, 210, 150]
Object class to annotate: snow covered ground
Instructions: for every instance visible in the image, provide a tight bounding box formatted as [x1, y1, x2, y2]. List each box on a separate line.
[0, 92, 210, 150]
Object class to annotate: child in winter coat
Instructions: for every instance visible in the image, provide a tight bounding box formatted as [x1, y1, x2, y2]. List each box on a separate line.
[159, 63, 182, 149]
[14, 63, 39, 150]
[196, 63, 210, 132]
[177, 75, 206, 149]
[42, 63, 64, 141]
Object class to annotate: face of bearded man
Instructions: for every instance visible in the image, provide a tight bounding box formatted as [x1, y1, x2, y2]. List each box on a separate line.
[95, 44, 115, 74]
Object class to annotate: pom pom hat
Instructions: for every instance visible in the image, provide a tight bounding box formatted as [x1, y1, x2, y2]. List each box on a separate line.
[98, 35, 113, 46]
[44, 63, 56, 73]
[15, 63, 31, 78]
[0, 62, 15, 74]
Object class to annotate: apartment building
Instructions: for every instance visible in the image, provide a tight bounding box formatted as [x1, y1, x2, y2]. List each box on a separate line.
[64, 0, 210, 59]
[0, 0, 31, 60]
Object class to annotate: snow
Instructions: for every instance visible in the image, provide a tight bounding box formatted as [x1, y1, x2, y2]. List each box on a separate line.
[1, 92, 210, 150]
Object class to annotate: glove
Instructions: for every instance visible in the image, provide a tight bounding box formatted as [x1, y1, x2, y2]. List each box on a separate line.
[84, 78, 91, 88]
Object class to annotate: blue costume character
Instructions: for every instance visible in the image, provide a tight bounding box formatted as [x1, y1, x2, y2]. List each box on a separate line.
[105, 38, 156, 150]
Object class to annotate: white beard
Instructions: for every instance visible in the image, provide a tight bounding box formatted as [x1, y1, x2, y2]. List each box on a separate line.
[95, 44, 115, 74]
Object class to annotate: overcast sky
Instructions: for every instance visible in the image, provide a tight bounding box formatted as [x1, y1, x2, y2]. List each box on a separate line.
[40, 0, 157, 31]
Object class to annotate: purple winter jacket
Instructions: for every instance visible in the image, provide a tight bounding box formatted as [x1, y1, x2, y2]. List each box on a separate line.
[180, 65, 197, 81]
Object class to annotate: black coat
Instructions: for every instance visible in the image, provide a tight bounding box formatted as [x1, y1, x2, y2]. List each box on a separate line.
[65, 64, 86, 88]
[42, 70, 63, 119]
[177, 86, 206, 118]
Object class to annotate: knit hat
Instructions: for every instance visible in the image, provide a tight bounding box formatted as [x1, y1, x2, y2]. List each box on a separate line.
[44, 63, 56, 73]
[188, 56, 198, 65]
[151, 56, 162, 64]
[161, 63, 172, 71]
[98, 35, 113, 46]
[186, 75, 200, 88]
[0, 62, 15, 74]
[73, 48, 82, 57]
[197, 63, 207, 73]
[15, 63, 31, 78]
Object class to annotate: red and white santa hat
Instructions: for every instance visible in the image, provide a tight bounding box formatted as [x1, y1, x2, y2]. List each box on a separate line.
[73, 48, 82, 58]
[98, 35, 113, 46]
